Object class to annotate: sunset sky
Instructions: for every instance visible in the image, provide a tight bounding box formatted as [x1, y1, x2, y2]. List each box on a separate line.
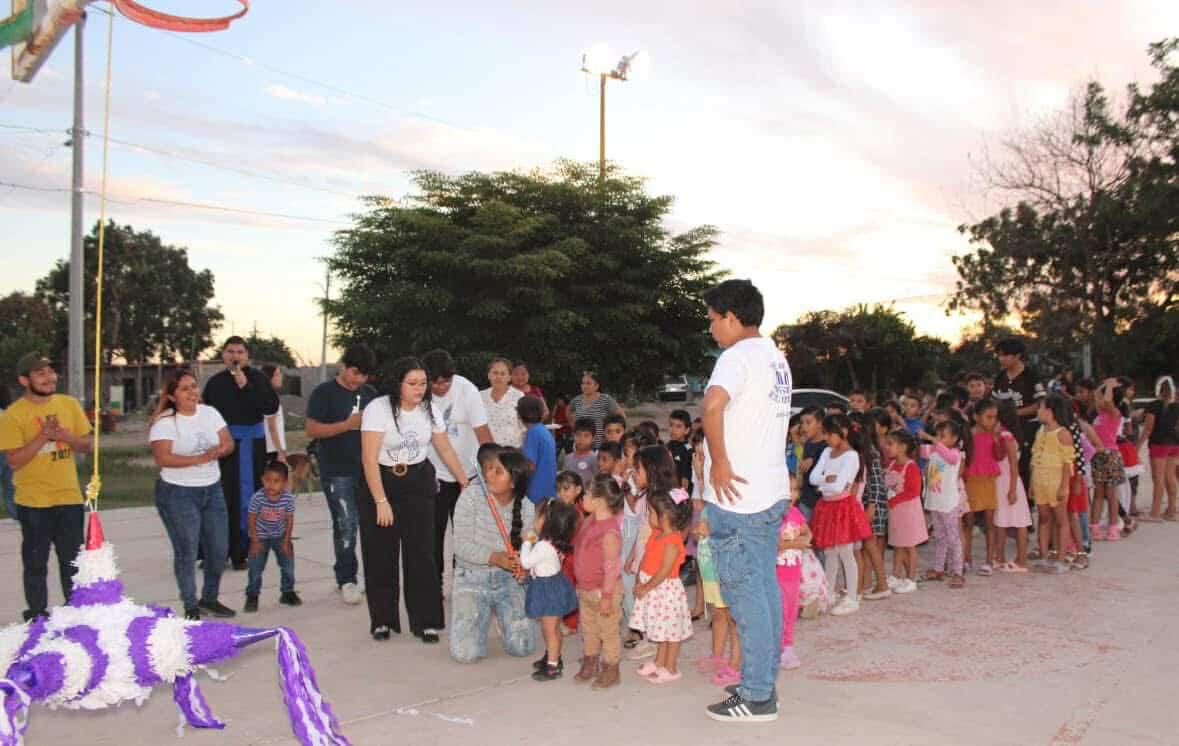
[2, 0, 1176, 365]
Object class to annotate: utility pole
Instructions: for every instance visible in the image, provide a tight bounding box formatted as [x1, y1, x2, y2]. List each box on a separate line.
[319, 266, 330, 383]
[67, 13, 85, 401]
[598, 73, 607, 182]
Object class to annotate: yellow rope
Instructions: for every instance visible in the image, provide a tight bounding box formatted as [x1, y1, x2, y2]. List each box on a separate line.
[85, 10, 115, 509]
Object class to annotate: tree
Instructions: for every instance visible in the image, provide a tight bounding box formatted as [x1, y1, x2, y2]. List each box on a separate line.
[773, 304, 947, 396]
[35, 220, 224, 401]
[0, 292, 57, 383]
[326, 161, 723, 394]
[951, 40, 1179, 372]
[245, 333, 297, 368]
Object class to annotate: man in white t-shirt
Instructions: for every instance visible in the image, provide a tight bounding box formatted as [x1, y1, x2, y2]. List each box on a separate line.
[699, 280, 791, 724]
[422, 350, 493, 585]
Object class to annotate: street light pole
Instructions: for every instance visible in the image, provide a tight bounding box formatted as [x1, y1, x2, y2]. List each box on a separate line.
[599, 73, 607, 181]
[582, 48, 646, 183]
[68, 14, 85, 401]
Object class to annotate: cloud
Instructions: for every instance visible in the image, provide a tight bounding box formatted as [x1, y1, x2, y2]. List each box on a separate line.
[265, 84, 327, 107]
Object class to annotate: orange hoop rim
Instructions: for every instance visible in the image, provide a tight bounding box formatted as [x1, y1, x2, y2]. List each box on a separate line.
[111, 0, 249, 32]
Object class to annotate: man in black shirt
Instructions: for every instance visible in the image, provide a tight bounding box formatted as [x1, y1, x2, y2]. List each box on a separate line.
[305, 344, 378, 605]
[202, 336, 280, 569]
[991, 337, 1041, 487]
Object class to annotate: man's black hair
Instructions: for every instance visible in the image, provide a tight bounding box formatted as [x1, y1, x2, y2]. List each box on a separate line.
[421, 349, 456, 381]
[341, 343, 376, 375]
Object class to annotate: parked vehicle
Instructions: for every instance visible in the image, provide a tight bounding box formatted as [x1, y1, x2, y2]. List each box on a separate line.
[658, 374, 691, 402]
[790, 388, 848, 417]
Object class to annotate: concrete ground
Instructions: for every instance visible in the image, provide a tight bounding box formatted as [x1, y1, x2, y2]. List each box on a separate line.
[3, 466, 1175, 746]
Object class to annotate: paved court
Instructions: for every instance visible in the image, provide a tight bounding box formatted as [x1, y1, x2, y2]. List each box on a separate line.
[2, 468, 1175, 746]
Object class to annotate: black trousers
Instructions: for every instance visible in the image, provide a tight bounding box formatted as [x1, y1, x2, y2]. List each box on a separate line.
[19, 504, 84, 618]
[357, 462, 443, 634]
[434, 479, 464, 584]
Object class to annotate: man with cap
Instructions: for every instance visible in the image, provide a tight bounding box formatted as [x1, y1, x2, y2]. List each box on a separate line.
[0, 353, 92, 621]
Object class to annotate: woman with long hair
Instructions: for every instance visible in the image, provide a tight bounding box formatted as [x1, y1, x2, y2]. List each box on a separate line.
[359, 356, 468, 643]
[448, 444, 539, 664]
[1141, 376, 1179, 521]
[148, 368, 235, 620]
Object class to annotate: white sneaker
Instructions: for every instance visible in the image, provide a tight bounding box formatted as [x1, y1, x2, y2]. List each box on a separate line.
[830, 597, 860, 616]
[894, 579, 918, 594]
[340, 582, 363, 605]
[863, 588, 892, 601]
[886, 575, 901, 590]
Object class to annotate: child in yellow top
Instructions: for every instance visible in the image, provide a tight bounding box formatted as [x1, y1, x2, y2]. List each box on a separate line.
[1031, 394, 1074, 573]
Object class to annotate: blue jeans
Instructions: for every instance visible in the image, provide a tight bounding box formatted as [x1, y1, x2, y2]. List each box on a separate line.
[322, 476, 360, 587]
[448, 563, 537, 664]
[155, 480, 228, 609]
[246, 537, 295, 596]
[0, 452, 16, 519]
[704, 499, 787, 703]
[19, 503, 84, 617]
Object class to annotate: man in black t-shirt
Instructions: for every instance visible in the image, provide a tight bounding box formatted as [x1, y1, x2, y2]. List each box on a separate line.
[991, 337, 1041, 486]
[305, 344, 378, 605]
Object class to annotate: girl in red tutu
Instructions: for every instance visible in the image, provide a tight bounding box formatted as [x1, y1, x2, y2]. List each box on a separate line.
[809, 414, 873, 616]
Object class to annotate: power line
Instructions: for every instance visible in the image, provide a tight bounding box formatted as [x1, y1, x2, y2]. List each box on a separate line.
[0, 179, 351, 225]
[1, 122, 366, 200]
[90, 3, 472, 132]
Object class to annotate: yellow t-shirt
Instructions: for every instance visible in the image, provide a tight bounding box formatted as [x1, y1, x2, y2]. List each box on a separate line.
[0, 395, 91, 508]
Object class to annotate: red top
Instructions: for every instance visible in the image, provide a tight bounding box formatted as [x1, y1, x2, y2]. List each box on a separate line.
[887, 460, 922, 508]
[639, 529, 686, 577]
[573, 514, 622, 595]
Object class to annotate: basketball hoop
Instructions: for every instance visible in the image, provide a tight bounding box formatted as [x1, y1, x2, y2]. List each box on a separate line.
[111, 0, 248, 32]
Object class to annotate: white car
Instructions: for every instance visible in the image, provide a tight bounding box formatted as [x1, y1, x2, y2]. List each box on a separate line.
[658, 374, 691, 402]
[789, 388, 848, 417]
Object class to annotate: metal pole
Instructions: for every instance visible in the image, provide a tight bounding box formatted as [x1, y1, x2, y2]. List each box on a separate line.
[598, 73, 606, 181]
[319, 267, 330, 383]
[68, 13, 86, 401]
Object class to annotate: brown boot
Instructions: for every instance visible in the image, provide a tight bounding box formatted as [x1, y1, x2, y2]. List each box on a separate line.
[573, 655, 599, 683]
[592, 661, 620, 690]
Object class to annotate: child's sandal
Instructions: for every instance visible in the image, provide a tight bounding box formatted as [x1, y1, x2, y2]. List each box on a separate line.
[948, 574, 965, 589]
[922, 570, 945, 582]
[1027, 548, 1042, 561]
[1070, 552, 1090, 570]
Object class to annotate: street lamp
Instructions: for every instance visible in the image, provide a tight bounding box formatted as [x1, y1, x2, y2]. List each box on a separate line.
[581, 45, 649, 181]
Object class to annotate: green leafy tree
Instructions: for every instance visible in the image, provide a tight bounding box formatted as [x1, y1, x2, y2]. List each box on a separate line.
[35, 220, 224, 401]
[951, 40, 1179, 372]
[326, 161, 723, 394]
[245, 333, 297, 368]
[0, 292, 57, 383]
[773, 304, 947, 395]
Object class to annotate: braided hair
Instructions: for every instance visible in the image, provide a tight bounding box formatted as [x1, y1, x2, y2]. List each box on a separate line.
[494, 447, 533, 551]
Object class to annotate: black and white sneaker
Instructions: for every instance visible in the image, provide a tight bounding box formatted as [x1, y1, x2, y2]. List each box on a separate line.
[706, 693, 779, 723]
[723, 684, 778, 703]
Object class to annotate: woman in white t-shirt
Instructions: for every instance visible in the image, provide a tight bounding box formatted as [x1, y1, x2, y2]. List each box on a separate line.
[149, 369, 234, 620]
[360, 356, 468, 643]
[261, 364, 287, 463]
[481, 357, 524, 448]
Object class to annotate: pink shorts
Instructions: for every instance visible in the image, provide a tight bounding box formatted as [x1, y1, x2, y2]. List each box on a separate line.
[1149, 444, 1179, 459]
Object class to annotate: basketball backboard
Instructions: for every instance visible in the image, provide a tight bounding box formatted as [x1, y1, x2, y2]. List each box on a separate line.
[4, 0, 86, 83]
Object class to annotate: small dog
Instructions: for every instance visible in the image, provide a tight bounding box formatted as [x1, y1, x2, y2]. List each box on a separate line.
[285, 453, 313, 496]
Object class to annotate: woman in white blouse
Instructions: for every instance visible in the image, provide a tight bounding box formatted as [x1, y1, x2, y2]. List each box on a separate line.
[481, 357, 524, 447]
[149, 369, 234, 621]
[360, 356, 467, 643]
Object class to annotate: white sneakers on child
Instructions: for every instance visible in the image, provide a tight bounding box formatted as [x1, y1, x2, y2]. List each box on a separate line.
[340, 582, 363, 605]
[887, 576, 918, 593]
[830, 596, 860, 616]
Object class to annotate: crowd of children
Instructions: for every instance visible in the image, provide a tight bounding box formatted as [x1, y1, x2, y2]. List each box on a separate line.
[234, 367, 1175, 694]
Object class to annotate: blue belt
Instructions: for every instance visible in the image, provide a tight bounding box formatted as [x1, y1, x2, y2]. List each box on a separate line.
[229, 422, 266, 534]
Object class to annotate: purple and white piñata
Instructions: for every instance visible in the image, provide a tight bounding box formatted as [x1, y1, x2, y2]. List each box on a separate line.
[0, 538, 348, 746]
